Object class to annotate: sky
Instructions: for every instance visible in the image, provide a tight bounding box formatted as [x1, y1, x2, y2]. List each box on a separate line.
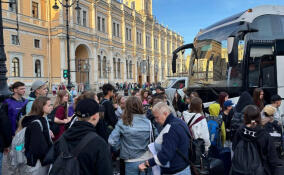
[153, 0, 284, 44]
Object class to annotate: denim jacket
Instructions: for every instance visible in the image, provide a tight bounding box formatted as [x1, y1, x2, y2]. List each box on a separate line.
[108, 114, 153, 160]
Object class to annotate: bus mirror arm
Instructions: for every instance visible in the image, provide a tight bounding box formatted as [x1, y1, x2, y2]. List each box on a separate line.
[172, 43, 198, 74]
[228, 35, 239, 67]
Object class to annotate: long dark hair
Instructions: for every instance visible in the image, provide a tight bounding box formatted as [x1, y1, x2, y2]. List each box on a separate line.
[253, 88, 264, 110]
[218, 92, 228, 111]
[243, 105, 261, 128]
[29, 96, 51, 116]
[122, 96, 144, 126]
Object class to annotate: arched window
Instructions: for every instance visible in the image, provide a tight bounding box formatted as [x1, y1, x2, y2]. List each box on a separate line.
[98, 55, 101, 78]
[113, 58, 117, 78]
[126, 60, 129, 79]
[129, 60, 132, 79]
[12, 57, 20, 77]
[103, 56, 107, 78]
[117, 59, 121, 78]
[35, 59, 41, 77]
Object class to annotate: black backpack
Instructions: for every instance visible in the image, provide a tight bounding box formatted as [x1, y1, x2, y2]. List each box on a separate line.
[47, 106, 60, 135]
[231, 133, 265, 175]
[49, 132, 97, 175]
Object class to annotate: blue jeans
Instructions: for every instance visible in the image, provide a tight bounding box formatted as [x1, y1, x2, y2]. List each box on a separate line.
[0, 152, 2, 175]
[125, 161, 152, 175]
[174, 166, 191, 175]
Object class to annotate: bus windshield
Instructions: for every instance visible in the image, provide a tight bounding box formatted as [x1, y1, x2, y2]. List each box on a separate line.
[250, 15, 284, 40]
[189, 22, 244, 88]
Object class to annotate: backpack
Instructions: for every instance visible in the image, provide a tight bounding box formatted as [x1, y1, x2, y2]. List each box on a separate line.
[47, 106, 60, 135]
[207, 116, 222, 148]
[231, 134, 265, 175]
[16, 99, 31, 123]
[9, 120, 43, 167]
[49, 132, 97, 175]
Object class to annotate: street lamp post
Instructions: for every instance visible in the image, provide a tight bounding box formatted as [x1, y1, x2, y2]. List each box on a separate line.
[53, 0, 81, 90]
[0, 1, 12, 100]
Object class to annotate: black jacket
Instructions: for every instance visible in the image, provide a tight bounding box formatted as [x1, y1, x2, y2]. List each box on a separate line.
[0, 103, 12, 152]
[96, 98, 118, 141]
[23, 115, 52, 166]
[101, 98, 118, 127]
[233, 125, 284, 175]
[46, 121, 113, 175]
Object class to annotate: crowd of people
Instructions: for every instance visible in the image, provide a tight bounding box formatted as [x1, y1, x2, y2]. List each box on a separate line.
[0, 80, 284, 175]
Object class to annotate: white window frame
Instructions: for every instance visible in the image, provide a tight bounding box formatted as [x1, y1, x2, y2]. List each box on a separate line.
[97, 14, 107, 33]
[9, 0, 16, 12]
[126, 26, 132, 41]
[112, 20, 120, 37]
[9, 52, 24, 77]
[154, 38, 158, 49]
[11, 34, 19, 45]
[31, 0, 41, 19]
[34, 39, 41, 49]
[82, 10, 87, 27]
[146, 35, 151, 48]
[32, 55, 44, 77]
[77, 10, 81, 25]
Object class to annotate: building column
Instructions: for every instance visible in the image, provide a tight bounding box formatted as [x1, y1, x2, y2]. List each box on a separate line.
[59, 6, 64, 25]
[109, 47, 114, 82]
[70, 38, 76, 84]
[134, 58, 138, 82]
[93, 44, 99, 90]
[59, 35, 66, 82]
[123, 58, 127, 82]
[159, 58, 162, 82]
[151, 58, 155, 83]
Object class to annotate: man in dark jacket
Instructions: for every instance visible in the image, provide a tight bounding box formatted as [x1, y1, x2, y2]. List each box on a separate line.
[97, 83, 118, 141]
[47, 98, 113, 175]
[139, 102, 190, 174]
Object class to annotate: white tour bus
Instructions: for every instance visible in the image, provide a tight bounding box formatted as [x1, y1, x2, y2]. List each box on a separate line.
[172, 5, 284, 112]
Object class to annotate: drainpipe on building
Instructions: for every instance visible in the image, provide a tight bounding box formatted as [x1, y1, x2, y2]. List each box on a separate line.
[48, 0, 52, 89]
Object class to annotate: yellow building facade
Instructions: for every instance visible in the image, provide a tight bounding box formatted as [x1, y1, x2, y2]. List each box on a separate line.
[2, 0, 184, 89]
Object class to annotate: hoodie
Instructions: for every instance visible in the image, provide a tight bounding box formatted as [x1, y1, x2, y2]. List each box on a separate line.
[3, 96, 28, 135]
[182, 111, 211, 151]
[208, 103, 226, 146]
[23, 115, 52, 166]
[45, 121, 113, 175]
[165, 88, 178, 117]
[235, 91, 254, 113]
[233, 125, 284, 175]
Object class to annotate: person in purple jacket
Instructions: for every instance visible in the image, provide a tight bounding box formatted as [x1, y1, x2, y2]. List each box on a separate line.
[3, 81, 28, 135]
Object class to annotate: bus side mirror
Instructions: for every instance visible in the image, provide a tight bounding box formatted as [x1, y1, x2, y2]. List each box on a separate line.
[227, 36, 239, 66]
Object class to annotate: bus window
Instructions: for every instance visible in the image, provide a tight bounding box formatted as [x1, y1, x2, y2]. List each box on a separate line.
[261, 56, 276, 88]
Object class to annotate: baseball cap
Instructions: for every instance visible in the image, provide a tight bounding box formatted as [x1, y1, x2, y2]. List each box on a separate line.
[75, 99, 104, 118]
[31, 80, 46, 91]
[263, 105, 276, 116]
[224, 100, 234, 107]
